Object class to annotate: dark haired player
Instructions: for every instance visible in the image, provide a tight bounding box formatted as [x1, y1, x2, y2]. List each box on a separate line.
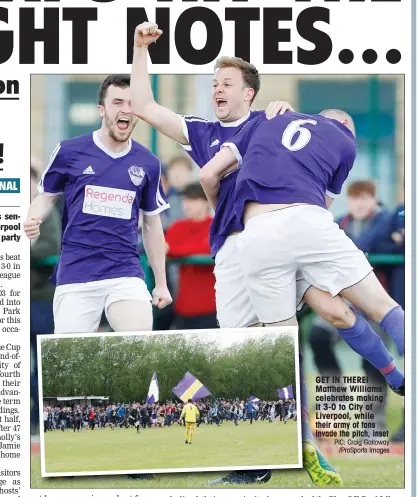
[24, 74, 172, 333]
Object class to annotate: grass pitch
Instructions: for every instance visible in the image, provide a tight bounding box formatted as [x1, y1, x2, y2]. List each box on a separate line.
[32, 452, 404, 489]
[43, 420, 299, 474]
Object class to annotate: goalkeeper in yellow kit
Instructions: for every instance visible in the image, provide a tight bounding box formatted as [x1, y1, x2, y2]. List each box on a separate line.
[180, 399, 200, 445]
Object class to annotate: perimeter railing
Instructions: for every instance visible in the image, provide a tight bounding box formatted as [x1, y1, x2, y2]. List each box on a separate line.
[33, 254, 405, 293]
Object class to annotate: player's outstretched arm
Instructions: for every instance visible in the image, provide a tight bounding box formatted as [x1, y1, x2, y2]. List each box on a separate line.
[142, 213, 173, 309]
[131, 23, 188, 145]
[199, 147, 238, 209]
[23, 193, 59, 240]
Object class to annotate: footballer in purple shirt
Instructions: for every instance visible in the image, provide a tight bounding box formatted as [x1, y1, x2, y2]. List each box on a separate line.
[179, 111, 264, 258]
[24, 75, 172, 334]
[208, 108, 404, 381]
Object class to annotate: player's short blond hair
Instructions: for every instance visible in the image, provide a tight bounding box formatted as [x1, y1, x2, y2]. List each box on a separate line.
[319, 109, 356, 137]
[214, 56, 260, 104]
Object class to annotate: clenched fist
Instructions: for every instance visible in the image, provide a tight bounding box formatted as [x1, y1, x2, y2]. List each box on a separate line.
[24, 217, 42, 240]
[134, 22, 163, 48]
[152, 285, 172, 310]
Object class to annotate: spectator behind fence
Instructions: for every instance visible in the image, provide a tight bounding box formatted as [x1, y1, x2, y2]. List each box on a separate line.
[165, 183, 217, 330]
[165, 155, 195, 223]
[339, 180, 395, 255]
[151, 156, 195, 331]
[308, 180, 399, 437]
[339, 179, 400, 302]
[30, 161, 62, 431]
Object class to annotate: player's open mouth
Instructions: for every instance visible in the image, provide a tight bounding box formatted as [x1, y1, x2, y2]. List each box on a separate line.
[216, 98, 227, 109]
[117, 117, 130, 130]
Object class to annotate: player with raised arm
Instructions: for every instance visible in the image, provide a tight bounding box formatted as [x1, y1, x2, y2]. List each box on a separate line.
[24, 74, 172, 334]
[131, 23, 296, 330]
[131, 23, 365, 335]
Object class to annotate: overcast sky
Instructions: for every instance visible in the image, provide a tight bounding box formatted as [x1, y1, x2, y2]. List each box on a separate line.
[182, 327, 296, 349]
[47, 327, 296, 351]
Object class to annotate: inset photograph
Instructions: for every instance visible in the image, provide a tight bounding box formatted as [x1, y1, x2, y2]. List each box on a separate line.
[38, 328, 301, 477]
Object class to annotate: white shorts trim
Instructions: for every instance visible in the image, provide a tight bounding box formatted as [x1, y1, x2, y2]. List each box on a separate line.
[53, 277, 151, 334]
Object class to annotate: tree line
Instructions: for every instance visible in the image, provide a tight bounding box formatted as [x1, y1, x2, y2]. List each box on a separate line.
[41, 333, 296, 403]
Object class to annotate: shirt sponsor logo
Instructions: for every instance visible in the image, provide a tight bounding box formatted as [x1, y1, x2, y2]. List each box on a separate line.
[128, 165, 145, 186]
[82, 185, 136, 219]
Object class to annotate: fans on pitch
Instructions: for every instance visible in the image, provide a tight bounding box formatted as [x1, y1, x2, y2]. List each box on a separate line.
[42, 398, 297, 432]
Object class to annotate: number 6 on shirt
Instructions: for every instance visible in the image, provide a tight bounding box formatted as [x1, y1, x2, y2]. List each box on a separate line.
[281, 119, 318, 152]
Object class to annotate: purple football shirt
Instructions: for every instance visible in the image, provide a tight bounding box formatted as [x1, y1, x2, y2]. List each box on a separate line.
[38, 131, 170, 286]
[178, 110, 264, 257]
[222, 112, 356, 223]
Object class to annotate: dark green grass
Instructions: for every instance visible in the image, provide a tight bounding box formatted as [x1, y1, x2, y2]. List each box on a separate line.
[43, 420, 299, 474]
[32, 453, 404, 489]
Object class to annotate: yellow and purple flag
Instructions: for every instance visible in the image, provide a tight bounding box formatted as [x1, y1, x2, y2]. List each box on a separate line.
[172, 372, 212, 402]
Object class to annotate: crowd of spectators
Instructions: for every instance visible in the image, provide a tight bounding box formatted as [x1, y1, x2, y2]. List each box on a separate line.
[42, 398, 297, 433]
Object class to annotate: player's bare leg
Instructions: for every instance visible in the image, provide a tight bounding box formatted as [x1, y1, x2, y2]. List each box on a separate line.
[341, 272, 397, 320]
[303, 288, 354, 328]
[106, 300, 153, 332]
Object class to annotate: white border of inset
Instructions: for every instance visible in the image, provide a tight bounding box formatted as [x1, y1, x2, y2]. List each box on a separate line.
[37, 326, 302, 478]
